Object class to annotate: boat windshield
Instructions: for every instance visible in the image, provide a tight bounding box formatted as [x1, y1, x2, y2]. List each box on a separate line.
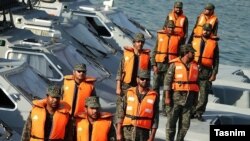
[71, 11, 112, 38]
[52, 45, 110, 81]
[7, 51, 63, 81]
[106, 10, 152, 39]
[6, 65, 48, 100]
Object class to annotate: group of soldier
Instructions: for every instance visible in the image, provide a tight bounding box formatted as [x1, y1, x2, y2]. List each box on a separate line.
[21, 1, 219, 141]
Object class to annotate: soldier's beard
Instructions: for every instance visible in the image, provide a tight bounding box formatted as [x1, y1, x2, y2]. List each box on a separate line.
[139, 82, 149, 88]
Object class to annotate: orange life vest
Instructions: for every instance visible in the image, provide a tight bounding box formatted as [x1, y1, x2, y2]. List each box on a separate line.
[63, 75, 96, 116]
[123, 47, 150, 83]
[171, 58, 199, 92]
[75, 112, 112, 141]
[193, 13, 218, 36]
[155, 30, 181, 63]
[30, 99, 70, 141]
[168, 11, 186, 38]
[192, 37, 217, 67]
[123, 87, 157, 129]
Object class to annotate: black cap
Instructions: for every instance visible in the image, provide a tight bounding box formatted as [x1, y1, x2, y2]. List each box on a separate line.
[174, 1, 183, 8]
[85, 96, 101, 108]
[137, 70, 150, 79]
[205, 3, 215, 10]
[74, 63, 86, 71]
[133, 33, 145, 42]
[47, 84, 61, 98]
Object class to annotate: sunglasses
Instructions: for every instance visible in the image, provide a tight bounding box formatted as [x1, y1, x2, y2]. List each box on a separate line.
[76, 70, 86, 73]
[139, 78, 149, 81]
[135, 40, 145, 43]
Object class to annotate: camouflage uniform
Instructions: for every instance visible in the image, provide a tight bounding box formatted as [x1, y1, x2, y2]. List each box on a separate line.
[21, 84, 69, 141]
[192, 24, 219, 118]
[163, 45, 198, 141]
[151, 21, 181, 115]
[163, 1, 189, 44]
[188, 3, 218, 44]
[75, 96, 116, 141]
[115, 33, 151, 123]
[63, 64, 96, 141]
[116, 70, 159, 141]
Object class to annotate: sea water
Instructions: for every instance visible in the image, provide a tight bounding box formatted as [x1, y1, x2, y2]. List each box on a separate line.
[92, 0, 250, 68]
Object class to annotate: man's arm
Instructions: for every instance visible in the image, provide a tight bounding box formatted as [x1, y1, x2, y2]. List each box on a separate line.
[163, 63, 175, 105]
[21, 113, 32, 141]
[162, 15, 170, 29]
[212, 19, 219, 36]
[163, 63, 175, 91]
[148, 128, 157, 141]
[148, 94, 159, 141]
[183, 17, 188, 44]
[188, 16, 200, 44]
[116, 94, 127, 140]
[61, 84, 64, 100]
[151, 35, 159, 73]
[116, 57, 124, 95]
[210, 43, 219, 81]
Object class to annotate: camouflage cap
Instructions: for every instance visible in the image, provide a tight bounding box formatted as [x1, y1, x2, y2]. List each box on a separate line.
[203, 23, 212, 31]
[85, 96, 101, 108]
[181, 44, 196, 53]
[137, 70, 150, 79]
[174, 1, 183, 8]
[204, 3, 215, 10]
[167, 20, 175, 28]
[47, 84, 61, 98]
[133, 33, 145, 42]
[74, 63, 86, 71]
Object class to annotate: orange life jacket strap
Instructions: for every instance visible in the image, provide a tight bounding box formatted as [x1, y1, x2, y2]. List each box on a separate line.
[125, 114, 152, 120]
[31, 135, 44, 139]
[174, 81, 197, 84]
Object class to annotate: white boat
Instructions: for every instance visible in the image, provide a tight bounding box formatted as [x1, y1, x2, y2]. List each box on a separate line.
[1, 0, 250, 141]
[33, 0, 155, 50]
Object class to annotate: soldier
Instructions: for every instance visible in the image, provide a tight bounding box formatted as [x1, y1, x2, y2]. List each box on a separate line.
[116, 70, 159, 141]
[162, 1, 188, 44]
[188, 3, 219, 43]
[75, 96, 116, 141]
[191, 23, 219, 121]
[62, 63, 96, 140]
[164, 44, 199, 141]
[115, 33, 151, 123]
[151, 20, 182, 116]
[21, 84, 70, 141]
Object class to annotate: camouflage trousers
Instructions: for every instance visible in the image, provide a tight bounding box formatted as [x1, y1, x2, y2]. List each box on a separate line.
[152, 71, 170, 113]
[123, 126, 150, 141]
[115, 86, 130, 123]
[166, 92, 195, 141]
[193, 80, 212, 116]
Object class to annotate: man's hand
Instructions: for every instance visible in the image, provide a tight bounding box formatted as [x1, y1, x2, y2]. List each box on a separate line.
[116, 88, 121, 95]
[116, 123, 123, 141]
[209, 73, 216, 81]
[165, 91, 171, 105]
[153, 65, 158, 74]
[116, 132, 123, 141]
[116, 80, 122, 95]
